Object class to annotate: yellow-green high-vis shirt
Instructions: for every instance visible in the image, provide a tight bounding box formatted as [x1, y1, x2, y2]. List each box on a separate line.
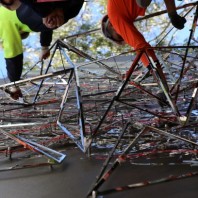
[0, 6, 32, 58]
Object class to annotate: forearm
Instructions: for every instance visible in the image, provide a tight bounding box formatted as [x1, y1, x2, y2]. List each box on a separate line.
[113, 21, 157, 66]
[40, 30, 53, 47]
[39, 30, 53, 60]
[164, 0, 176, 14]
[164, 0, 186, 29]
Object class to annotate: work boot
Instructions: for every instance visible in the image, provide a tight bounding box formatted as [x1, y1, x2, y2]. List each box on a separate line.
[5, 86, 23, 100]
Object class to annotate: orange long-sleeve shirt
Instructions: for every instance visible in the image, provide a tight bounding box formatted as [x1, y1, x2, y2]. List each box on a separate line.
[107, 0, 157, 67]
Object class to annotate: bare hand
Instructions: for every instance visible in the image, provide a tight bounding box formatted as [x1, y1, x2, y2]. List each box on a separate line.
[43, 9, 64, 29]
[39, 46, 50, 61]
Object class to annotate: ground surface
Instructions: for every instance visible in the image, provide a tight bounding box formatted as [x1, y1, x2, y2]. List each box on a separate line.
[0, 147, 197, 198]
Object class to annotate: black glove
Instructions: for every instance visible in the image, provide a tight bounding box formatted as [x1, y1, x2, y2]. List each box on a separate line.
[168, 12, 186, 30]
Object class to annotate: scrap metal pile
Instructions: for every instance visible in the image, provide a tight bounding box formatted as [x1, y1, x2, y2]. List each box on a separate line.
[0, 2, 197, 197]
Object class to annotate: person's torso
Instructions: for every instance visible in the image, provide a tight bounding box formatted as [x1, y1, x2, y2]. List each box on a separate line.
[20, 0, 84, 21]
[0, 6, 31, 58]
[16, 3, 50, 32]
[108, 0, 146, 22]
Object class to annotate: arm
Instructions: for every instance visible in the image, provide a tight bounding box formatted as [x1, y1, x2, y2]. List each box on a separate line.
[107, 0, 157, 67]
[16, 3, 53, 60]
[42, 8, 65, 29]
[110, 16, 157, 67]
[39, 30, 53, 60]
[164, 0, 176, 13]
[164, 0, 186, 29]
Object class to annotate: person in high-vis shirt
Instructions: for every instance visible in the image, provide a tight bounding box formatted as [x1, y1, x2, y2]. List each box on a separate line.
[0, 4, 53, 100]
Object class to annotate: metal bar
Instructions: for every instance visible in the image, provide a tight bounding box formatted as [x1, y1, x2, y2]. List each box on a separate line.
[171, 4, 198, 97]
[55, 45, 87, 152]
[63, 2, 197, 41]
[0, 129, 66, 163]
[33, 42, 60, 102]
[184, 82, 198, 125]
[87, 126, 147, 197]
[98, 171, 198, 196]
[91, 51, 143, 138]
[148, 126, 198, 146]
[87, 124, 198, 196]
[148, 56, 182, 123]
[18, 136, 66, 163]
[0, 69, 71, 89]
[58, 39, 120, 75]
[94, 122, 130, 183]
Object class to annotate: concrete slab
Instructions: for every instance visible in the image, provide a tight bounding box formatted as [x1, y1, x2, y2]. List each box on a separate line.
[0, 147, 197, 198]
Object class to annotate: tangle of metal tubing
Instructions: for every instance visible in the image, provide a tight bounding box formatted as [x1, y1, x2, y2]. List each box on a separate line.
[0, 129, 66, 163]
[87, 124, 198, 197]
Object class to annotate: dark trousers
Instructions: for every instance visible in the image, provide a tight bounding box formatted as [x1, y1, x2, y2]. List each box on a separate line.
[5, 53, 23, 82]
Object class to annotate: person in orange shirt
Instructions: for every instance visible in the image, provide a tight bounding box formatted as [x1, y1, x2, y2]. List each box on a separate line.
[101, 0, 186, 106]
[102, 0, 186, 68]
